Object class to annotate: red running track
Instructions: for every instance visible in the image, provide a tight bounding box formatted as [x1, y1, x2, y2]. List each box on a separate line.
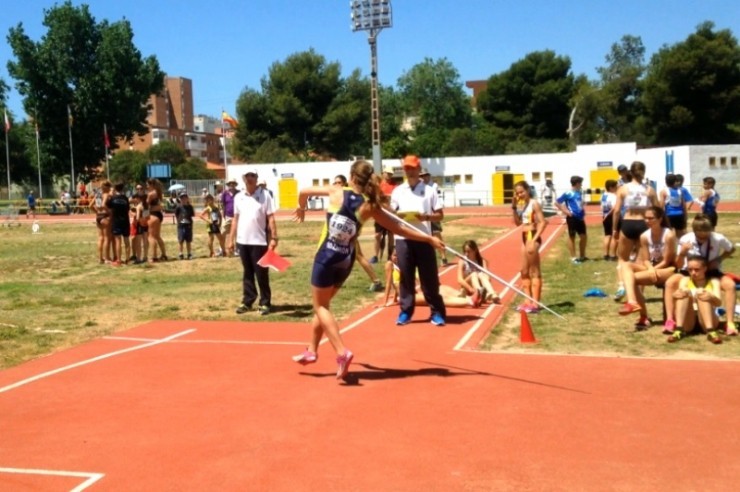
[1, 217, 739, 490]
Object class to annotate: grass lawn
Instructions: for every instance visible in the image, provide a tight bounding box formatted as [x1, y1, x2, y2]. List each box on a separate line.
[1, 213, 738, 368]
[483, 213, 740, 360]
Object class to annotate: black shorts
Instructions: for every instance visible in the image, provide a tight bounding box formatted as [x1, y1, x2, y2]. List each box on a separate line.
[602, 214, 614, 236]
[111, 220, 130, 237]
[311, 258, 354, 288]
[620, 219, 648, 241]
[209, 223, 221, 234]
[431, 221, 443, 233]
[667, 214, 687, 231]
[177, 224, 193, 243]
[136, 223, 148, 235]
[566, 216, 586, 238]
[705, 211, 718, 229]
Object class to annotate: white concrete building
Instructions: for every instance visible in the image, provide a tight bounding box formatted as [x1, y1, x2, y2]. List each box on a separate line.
[225, 143, 740, 210]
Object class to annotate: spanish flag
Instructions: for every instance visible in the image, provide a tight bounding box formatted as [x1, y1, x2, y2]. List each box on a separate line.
[222, 111, 238, 128]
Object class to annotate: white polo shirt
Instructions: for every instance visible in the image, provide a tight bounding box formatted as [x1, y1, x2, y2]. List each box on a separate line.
[233, 187, 274, 246]
[390, 180, 441, 239]
[677, 231, 734, 269]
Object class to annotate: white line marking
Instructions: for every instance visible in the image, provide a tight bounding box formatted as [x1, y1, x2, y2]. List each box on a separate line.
[104, 335, 305, 346]
[0, 329, 195, 394]
[453, 223, 564, 351]
[0, 467, 104, 491]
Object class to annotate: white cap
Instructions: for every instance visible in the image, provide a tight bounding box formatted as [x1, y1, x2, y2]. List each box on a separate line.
[242, 167, 259, 177]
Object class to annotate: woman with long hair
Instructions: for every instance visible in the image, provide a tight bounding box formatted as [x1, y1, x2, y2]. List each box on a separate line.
[611, 161, 659, 300]
[457, 239, 499, 306]
[617, 206, 677, 328]
[512, 180, 547, 313]
[91, 181, 113, 264]
[292, 160, 444, 380]
[146, 178, 168, 262]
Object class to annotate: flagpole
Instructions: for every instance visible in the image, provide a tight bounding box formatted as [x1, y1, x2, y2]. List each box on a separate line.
[67, 105, 75, 195]
[35, 123, 42, 199]
[104, 123, 110, 180]
[4, 125, 9, 201]
[221, 108, 228, 182]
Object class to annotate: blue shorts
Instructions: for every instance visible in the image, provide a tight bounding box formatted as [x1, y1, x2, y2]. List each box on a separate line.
[177, 224, 193, 243]
[311, 257, 354, 288]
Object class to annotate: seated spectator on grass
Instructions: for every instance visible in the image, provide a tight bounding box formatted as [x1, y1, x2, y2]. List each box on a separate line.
[617, 206, 677, 329]
[666, 256, 723, 344]
[457, 239, 500, 307]
[662, 214, 737, 336]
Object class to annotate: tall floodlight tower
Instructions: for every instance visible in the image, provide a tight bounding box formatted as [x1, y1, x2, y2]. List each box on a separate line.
[351, 0, 392, 174]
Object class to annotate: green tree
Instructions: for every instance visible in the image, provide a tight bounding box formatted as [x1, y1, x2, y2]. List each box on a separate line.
[593, 35, 646, 143]
[6, 1, 164, 180]
[396, 57, 472, 133]
[477, 50, 576, 147]
[233, 49, 372, 161]
[175, 157, 217, 180]
[641, 22, 740, 144]
[109, 149, 148, 184]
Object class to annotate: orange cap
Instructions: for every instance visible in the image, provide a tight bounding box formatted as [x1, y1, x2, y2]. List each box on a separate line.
[402, 155, 421, 168]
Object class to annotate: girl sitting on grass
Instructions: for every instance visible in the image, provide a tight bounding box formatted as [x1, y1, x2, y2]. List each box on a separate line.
[457, 239, 500, 307]
[667, 256, 723, 344]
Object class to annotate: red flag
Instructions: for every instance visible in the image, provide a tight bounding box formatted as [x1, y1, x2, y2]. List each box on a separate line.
[103, 124, 110, 148]
[257, 249, 291, 272]
[3, 109, 9, 133]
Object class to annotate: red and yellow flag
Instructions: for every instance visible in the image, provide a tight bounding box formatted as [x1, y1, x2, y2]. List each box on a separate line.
[222, 111, 238, 128]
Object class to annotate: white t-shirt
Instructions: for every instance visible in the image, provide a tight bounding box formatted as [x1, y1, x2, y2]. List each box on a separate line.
[390, 180, 441, 239]
[233, 187, 274, 246]
[677, 231, 734, 269]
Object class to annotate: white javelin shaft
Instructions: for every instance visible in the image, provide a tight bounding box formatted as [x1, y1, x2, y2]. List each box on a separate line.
[382, 208, 566, 320]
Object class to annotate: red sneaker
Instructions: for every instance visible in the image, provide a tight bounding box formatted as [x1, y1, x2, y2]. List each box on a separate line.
[618, 302, 641, 315]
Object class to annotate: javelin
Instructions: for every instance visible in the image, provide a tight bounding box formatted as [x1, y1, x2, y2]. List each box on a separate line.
[382, 208, 566, 320]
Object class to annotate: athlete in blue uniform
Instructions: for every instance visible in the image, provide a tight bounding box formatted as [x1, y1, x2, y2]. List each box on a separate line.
[291, 160, 444, 380]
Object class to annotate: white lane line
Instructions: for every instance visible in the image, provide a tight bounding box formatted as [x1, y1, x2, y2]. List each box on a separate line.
[453, 223, 564, 351]
[0, 329, 195, 394]
[0, 467, 104, 491]
[104, 335, 305, 346]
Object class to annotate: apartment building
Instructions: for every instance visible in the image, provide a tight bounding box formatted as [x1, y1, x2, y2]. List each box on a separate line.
[119, 76, 231, 167]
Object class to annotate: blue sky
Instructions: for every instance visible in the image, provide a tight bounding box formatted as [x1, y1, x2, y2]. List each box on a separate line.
[2, 0, 738, 120]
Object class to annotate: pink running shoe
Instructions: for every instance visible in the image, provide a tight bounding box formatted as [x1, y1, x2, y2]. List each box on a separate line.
[336, 349, 354, 379]
[292, 349, 318, 365]
[662, 319, 676, 335]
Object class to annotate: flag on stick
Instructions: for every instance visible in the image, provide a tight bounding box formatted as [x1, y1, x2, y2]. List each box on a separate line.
[222, 111, 238, 128]
[3, 109, 9, 133]
[257, 249, 291, 272]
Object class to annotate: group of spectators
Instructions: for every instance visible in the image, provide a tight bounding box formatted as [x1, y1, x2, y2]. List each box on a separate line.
[551, 162, 736, 344]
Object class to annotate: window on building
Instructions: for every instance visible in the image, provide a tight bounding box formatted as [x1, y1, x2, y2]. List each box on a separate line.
[454, 175, 462, 184]
[312, 179, 320, 186]
[732, 156, 738, 166]
[532, 172, 541, 182]
[720, 157, 727, 166]
[709, 157, 716, 166]
[465, 174, 473, 184]
[545, 172, 553, 180]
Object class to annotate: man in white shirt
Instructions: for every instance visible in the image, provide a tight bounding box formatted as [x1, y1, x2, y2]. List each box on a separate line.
[390, 155, 446, 326]
[228, 168, 279, 316]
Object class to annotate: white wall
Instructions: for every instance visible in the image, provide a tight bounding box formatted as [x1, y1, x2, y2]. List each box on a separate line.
[225, 143, 740, 209]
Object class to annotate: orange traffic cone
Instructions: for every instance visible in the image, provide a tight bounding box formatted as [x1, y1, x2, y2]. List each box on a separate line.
[519, 310, 537, 343]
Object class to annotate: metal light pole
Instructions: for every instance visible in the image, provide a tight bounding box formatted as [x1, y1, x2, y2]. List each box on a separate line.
[351, 0, 392, 174]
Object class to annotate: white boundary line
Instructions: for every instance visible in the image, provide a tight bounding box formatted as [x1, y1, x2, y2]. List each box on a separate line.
[104, 335, 304, 346]
[0, 329, 195, 394]
[453, 223, 565, 351]
[0, 467, 104, 491]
